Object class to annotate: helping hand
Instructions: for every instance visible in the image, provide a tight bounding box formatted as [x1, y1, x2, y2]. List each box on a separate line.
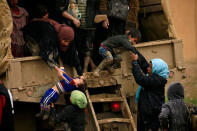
[55, 66, 66, 80]
[102, 18, 109, 29]
[72, 18, 80, 27]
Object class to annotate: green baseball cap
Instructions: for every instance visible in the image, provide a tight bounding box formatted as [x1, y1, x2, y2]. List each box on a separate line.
[71, 90, 87, 109]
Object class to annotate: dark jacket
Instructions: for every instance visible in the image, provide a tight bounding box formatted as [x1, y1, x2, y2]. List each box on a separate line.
[159, 82, 189, 131]
[23, 21, 59, 68]
[51, 105, 85, 131]
[23, 21, 82, 75]
[132, 54, 168, 131]
[102, 35, 136, 53]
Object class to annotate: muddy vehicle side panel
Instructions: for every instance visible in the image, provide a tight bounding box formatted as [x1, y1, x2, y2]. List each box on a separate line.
[2, 39, 184, 104]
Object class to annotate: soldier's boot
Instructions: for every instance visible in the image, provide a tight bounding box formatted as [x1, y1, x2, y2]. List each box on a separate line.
[93, 58, 113, 77]
[112, 55, 122, 69]
[83, 56, 90, 73]
[113, 55, 122, 63]
[93, 60, 105, 77]
[43, 109, 50, 120]
[106, 64, 114, 74]
[94, 14, 108, 23]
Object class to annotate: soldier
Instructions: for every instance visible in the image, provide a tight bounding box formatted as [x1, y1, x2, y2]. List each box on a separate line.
[98, 0, 139, 37]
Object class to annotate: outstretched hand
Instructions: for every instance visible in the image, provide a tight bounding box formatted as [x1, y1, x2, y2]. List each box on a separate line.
[72, 18, 80, 27]
[130, 52, 139, 61]
[55, 66, 66, 80]
[102, 18, 109, 29]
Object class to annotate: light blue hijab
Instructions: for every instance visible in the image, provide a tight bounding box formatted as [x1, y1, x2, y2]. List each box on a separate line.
[135, 58, 169, 103]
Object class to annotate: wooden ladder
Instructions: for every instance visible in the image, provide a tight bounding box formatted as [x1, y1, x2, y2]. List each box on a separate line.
[85, 85, 137, 131]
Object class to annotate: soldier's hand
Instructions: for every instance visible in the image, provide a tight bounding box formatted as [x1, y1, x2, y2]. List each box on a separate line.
[102, 18, 109, 29]
[130, 52, 138, 61]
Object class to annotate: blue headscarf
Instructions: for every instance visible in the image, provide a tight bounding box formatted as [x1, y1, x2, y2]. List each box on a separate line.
[135, 58, 169, 103]
[151, 58, 169, 79]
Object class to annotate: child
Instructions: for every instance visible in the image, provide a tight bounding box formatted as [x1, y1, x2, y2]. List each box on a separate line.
[130, 52, 169, 131]
[50, 90, 87, 131]
[36, 66, 85, 120]
[159, 82, 189, 131]
[93, 28, 141, 77]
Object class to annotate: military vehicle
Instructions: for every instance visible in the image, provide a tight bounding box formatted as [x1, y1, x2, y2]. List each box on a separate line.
[0, 0, 185, 130]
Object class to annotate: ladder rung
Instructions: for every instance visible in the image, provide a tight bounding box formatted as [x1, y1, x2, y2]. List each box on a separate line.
[98, 118, 130, 124]
[91, 97, 124, 102]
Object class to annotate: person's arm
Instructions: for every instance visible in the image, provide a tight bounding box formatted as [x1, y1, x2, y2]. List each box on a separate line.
[120, 37, 137, 53]
[132, 60, 155, 87]
[135, 49, 149, 74]
[62, 11, 80, 27]
[99, 0, 109, 29]
[118, 36, 149, 74]
[130, 53, 154, 88]
[159, 104, 170, 131]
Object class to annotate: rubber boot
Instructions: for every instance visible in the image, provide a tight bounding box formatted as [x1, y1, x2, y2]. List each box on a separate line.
[106, 66, 114, 74]
[112, 55, 122, 69]
[93, 60, 105, 77]
[93, 58, 113, 77]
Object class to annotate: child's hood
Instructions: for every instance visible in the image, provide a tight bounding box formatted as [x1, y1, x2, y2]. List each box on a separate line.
[167, 82, 184, 100]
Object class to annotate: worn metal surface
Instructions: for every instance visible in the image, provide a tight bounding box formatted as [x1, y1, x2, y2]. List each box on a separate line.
[2, 39, 184, 103]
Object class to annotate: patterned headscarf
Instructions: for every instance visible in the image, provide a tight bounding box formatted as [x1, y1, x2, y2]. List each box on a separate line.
[31, 18, 74, 41]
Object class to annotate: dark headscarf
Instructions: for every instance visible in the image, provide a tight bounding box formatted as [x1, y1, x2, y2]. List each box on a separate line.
[31, 18, 74, 41]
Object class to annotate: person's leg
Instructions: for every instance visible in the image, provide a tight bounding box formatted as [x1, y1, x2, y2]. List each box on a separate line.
[93, 46, 113, 76]
[89, 57, 97, 71]
[37, 88, 59, 120]
[82, 29, 97, 72]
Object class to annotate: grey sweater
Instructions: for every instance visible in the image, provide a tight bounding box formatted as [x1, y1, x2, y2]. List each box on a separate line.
[102, 35, 136, 53]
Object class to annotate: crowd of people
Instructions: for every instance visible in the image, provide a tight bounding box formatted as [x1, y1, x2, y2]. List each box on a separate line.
[1, 0, 197, 131]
